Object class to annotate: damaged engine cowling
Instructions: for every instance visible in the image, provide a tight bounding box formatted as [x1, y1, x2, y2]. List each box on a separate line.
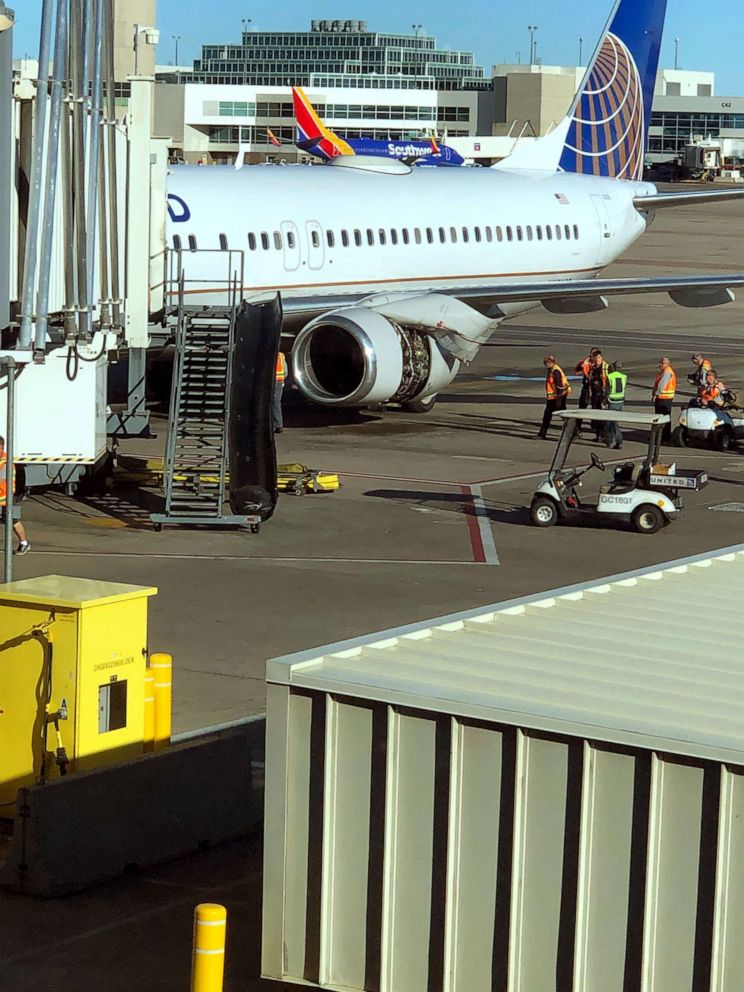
[291, 307, 461, 407]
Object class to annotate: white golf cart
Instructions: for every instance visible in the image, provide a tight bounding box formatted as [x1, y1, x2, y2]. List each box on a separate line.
[530, 411, 708, 534]
[672, 400, 744, 451]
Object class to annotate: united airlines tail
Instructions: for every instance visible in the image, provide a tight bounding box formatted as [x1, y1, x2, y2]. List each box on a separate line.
[496, 0, 667, 178]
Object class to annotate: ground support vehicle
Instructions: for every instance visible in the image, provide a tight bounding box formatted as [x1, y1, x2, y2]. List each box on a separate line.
[530, 411, 708, 534]
[673, 403, 744, 451]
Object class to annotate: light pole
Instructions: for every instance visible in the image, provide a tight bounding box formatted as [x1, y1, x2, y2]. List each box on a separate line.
[528, 25, 538, 66]
[674, 37, 680, 70]
[133, 24, 160, 75]
[241, 19, 251, 85]
[578, 36, 583, 65]
[412, 23, 422, 39]
[172, 34, 181, 66]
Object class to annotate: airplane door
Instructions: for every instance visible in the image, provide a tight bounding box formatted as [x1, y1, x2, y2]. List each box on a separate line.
[306, 220, 324, 270]
[590, 194, 614, 267]
[281, 221, 300, 271]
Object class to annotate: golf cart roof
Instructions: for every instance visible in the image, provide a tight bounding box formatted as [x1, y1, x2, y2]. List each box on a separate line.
[556, 411, 670, 425]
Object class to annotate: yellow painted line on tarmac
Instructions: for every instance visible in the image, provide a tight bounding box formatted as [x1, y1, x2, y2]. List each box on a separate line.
[83, 518, 128, 529]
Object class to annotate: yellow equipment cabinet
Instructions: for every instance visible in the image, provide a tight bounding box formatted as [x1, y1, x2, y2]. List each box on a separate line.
[0, 575, 157, 809]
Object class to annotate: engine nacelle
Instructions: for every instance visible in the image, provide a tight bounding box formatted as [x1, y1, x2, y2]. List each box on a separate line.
[292, 308, 460, 407]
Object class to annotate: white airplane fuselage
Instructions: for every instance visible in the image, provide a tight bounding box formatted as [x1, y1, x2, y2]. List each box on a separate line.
[166, 164, 655, 306]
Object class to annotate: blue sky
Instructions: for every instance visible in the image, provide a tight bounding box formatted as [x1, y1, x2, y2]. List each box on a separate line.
[11, 0, 740, 94]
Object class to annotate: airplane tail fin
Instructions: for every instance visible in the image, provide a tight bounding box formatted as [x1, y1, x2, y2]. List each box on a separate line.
[496, 0, 667, 178]
[292, 86, 354, 160]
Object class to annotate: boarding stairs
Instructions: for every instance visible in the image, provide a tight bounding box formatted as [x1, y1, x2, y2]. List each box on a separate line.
[151, 253, 261, 531]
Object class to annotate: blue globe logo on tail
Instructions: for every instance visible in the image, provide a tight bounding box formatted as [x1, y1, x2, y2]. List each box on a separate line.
[561, 32, 645, 180]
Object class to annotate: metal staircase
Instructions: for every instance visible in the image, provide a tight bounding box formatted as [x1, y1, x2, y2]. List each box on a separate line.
[151, 252, 261, 532]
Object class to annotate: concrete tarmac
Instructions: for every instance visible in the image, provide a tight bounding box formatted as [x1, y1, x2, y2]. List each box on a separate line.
[2, 193, 744, 990]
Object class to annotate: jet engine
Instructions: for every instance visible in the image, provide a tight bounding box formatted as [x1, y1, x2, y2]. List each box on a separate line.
[291, 308, 460, 407]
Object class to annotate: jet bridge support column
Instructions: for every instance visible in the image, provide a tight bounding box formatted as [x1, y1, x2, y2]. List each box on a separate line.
[0, 5, 14, 333]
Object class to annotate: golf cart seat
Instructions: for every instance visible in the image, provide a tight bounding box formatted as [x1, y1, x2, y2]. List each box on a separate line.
[601, 461, 642, 495]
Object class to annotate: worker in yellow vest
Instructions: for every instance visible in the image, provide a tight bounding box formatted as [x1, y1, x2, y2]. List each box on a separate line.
[651, 356, 677, 442]
[537, 354, 572, 438]
[273, 351, 288, 434]
[0, 435, 30, 555]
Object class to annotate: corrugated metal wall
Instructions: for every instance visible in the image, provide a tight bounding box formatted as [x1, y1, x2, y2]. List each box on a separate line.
[263, 684, 744, 992]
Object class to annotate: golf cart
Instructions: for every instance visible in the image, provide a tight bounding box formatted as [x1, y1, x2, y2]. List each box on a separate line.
[672, 397, 744, 451]
[530, 411, 708, 534]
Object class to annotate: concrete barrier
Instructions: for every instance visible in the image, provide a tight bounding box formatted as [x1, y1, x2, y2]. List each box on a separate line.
[0, 718, 264, 897]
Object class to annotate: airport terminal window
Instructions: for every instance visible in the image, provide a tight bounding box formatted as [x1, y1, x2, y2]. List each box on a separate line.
[516, 226, 523, 242]
[462, 226, 469, 243]
[367, 228, 375, 245]
[449, 226, 457, 243]
[402, 228, 410, 245]
[354, 229, 362, 246]
[341, 229, 349, 247]
[287, 231, 296, 249]
[414, 228, 422, 244]
[273, 231, 282, 249]
[247, 233, 256, 250]
[379, 229, 387, 245]
[426, 227, 433, 244]
[564, 224, 571, 240]
[573, 224, 580, 240]
[172, 235, 182, 251]
[390, 229, 398, 245]
[474, 226, 481, 243]
[188, 235, 197, 251]
[326, 230, 335, 248]
[260, 232, 270, 250]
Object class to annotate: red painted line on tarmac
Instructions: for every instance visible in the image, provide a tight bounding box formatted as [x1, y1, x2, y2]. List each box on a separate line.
[460, 485, 487, 564]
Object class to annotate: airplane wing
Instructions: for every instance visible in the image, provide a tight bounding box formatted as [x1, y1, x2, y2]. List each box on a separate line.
[634, 189, 744, 210]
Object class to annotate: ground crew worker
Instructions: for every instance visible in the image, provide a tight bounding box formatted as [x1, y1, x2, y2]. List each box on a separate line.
[688, 353, 713, 390]
[575, 347, 600, 430]
[273, 351, 288, 433]
[589, 350, 610, 441]
[606, 360, 627, 449]
[652, 356, 677, 441]
[0, 435, 30, 556]
[699, 369, 735, 429]
[537, 354, 571, 438]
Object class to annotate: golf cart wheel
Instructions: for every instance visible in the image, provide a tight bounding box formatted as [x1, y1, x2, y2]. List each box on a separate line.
[714, 428, 735, 452]
[402, 393, 437, 414]
[632, 504, 665, 535]
[530, 496, 559, 528]
[671, 426, 689, 448]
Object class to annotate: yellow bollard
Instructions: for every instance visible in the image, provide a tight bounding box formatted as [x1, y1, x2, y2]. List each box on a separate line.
[150, 652, 172, 750]
[190, 903, 227, 992]
[143, 669, 155, 752]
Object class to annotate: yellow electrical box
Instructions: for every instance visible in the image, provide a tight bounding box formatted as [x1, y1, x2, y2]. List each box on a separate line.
[0, 575, 157, 810]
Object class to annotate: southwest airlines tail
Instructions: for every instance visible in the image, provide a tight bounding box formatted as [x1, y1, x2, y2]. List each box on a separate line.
[496, 0, 667, 178]
[292, 86, 354, 160]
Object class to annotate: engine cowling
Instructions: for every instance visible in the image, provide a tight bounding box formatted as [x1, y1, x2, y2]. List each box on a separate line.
[291, 308, 460, 407]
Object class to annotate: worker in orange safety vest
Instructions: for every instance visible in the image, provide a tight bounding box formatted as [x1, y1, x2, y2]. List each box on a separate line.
[0, 435, 30, 555]
[273, 351, 288, 434]
[537, 354, 572, 438]
[651, 356, 677, 441]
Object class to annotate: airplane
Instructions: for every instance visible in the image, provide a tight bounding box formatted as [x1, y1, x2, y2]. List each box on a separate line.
[291, 86, 465, 167]
[165, 0, 744, 415]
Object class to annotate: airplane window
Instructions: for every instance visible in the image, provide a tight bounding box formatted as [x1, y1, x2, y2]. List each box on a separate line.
[485, 226, 493, 242]
[287, 231, 296, 249]
[274, 231, 282, 250]
[341, 229, 349, 247]
[450, 226, 457, 243]
[474, 226, 481, 243]
[462, 227, 469, 243]
[516, 226, 523, 242]
[496, 226, 503, 242]
[326, 230, 334, 248]
[188, 235, 197, 252]
[536, 226, 543, 241]
[573, 224, 580, 240]
[526, 226, 533, 242]
[426, 227, 433, 244]
[546, 226, 552, 241]
[219, 233, 228, 250]
[506, 226, 513, 241]
[260, 232, 269, 250]
[379, 229, 387, 245]
[354, 229, 362, 247]
[555, 225, 562, 240]
[414, 228, 422, 245]
[402, 228, 410, 245]
[310, 230, 319, 248]
[367, 228, 375, 246]
[390, 229, 398, 245]
[172, 235, 182, 251]
[439, 227, 446, 243]
[247, 233, 256, 250]
[564, 224, 571, 240]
